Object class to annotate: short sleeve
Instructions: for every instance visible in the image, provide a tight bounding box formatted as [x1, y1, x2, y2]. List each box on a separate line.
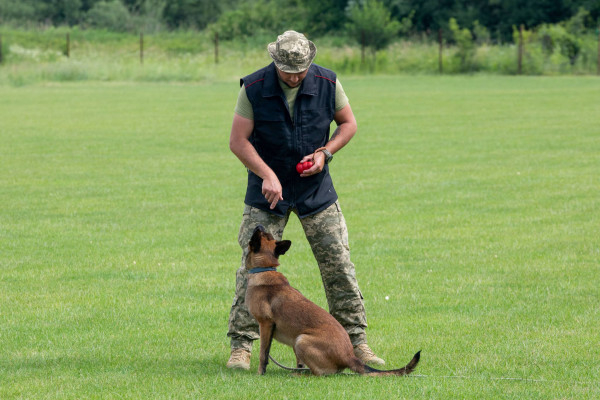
[234, 85, 254, 120]
[335, 79, 349, 112]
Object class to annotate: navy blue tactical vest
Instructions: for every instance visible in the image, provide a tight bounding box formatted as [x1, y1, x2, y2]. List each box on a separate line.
[241, 62, 338, 218]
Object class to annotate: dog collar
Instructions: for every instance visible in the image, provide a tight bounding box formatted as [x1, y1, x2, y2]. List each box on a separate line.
[248, 267, 277, 274]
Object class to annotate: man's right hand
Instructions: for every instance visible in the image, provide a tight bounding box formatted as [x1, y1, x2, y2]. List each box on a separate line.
[261, 173, 283, 209]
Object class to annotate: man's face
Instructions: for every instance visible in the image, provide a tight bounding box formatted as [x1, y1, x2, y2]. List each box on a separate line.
[277, 68, 308, 88]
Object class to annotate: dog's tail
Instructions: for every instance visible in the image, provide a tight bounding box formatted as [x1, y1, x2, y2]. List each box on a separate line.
[356, 351, 421, 377]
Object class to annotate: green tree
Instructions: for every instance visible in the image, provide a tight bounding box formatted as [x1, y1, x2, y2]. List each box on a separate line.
[448, 17, 474, 72]
[0, 0, 38, 23]
[209, 0, 308, 41]
[41, 0, 83, 25]
[86, 0, 132, 31]
[537, 8, 591, 65]
[380, 0, 600, 43]
[345, 0, 403, 66]
[295, 0, 349, 35]
[472, 20, 490, 44]
[162, 0, 237, 30]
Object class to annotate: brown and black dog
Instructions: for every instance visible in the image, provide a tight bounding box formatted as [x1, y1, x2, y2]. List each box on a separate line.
[244, 225, 420, 376]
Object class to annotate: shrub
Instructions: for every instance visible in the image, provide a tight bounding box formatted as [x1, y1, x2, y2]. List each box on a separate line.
[538, 24, 581, 65]
[345, 0, 403, 52]
[448, 18, 475, 72]
[208, 0, 306, 42]
[86, 0, 133, 32]
[0, 0, 37, 24]
[473, 20, 490, 45]
[533, 8, 594, 69]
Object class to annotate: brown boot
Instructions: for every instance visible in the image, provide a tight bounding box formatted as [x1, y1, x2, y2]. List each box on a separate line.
[226, 348, 251, 370]
[354, 343, 385, 366]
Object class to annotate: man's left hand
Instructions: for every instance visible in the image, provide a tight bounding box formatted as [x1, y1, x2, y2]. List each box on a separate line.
[299, 151, 325, 177]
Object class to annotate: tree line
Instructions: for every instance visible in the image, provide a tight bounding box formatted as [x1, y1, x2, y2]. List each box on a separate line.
[1, 0, 599, 43]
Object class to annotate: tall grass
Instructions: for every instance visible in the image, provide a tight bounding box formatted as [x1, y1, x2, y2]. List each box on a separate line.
[1, 27, 599, 86]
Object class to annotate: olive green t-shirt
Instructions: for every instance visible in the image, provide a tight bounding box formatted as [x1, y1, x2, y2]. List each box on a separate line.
[234, 77, 349, 122]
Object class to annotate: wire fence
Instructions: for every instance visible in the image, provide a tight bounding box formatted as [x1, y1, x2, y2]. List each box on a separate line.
[1, 29, 599, 76]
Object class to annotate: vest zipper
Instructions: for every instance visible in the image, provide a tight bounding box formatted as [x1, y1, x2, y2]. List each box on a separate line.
[291, 95, 298, 209]
[281, 93, 297, 209]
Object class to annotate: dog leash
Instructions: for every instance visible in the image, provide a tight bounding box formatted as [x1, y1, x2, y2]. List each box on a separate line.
[269, 355, 311, 372]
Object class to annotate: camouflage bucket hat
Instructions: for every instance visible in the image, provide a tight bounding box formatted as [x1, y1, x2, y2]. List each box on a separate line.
[268, 31, 317, 73]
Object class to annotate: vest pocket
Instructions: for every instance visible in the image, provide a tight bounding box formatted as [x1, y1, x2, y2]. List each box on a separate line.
[300, 108, 331, 147]
[253, 115, 290, 154]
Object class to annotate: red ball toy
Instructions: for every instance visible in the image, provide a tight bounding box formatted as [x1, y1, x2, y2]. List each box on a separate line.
[296, 161, 313, 174]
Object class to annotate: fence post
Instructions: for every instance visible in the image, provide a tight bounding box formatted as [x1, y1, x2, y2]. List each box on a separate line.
[438, 28, 443, 74]
[140, 32, 144, 65]
[0, 34, 3, 65]
[518, 24, 524, 75]
[65, 33, 70, 57]
[214, 31, 219, 64]
[361, 30, 365, 66]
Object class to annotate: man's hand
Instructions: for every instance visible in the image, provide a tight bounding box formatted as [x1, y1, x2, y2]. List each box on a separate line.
[298, 151, 325, 177]
[262, 173, 283, 209]
[298, 104, 357, 178]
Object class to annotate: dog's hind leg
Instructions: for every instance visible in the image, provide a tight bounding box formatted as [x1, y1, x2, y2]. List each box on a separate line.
[257, 321, 276, 375]
[293, 349, 305, 368]
[294, 335, 339, 376]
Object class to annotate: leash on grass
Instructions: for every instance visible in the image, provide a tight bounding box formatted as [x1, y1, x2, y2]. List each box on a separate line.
[268, 349, 583, 383]
[268, 363, 591, 383]
[269, 355, 310, 372]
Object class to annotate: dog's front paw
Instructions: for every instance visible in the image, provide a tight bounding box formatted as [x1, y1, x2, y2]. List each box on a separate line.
[258, 363, 267, 375]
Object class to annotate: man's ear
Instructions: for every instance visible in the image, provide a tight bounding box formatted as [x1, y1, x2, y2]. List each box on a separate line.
[275, 240, 292, 257]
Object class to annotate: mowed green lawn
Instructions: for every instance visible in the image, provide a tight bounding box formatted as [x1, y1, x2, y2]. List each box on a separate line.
[1, 76, 598, 399]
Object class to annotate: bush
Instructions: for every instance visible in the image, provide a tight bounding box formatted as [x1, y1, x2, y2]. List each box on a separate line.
[532, 7, 594, 70]
[472, 20, 490, 45]
[345, 0, 402, 52]
[87, 0, 133, 32]
[0, 0, 37, 23]
[208, 0, 306, 42]
[538, 24, 581, 65]
[448, 18, 475, 72]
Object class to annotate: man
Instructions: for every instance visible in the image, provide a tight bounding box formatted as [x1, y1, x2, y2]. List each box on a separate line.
[227, 31, 384, 370]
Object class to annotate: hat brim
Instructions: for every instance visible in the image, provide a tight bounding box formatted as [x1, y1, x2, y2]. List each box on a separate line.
[267, 41, 317, 73]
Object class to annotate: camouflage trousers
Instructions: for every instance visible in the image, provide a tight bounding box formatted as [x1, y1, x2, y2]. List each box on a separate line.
[227, 200, 368, 352]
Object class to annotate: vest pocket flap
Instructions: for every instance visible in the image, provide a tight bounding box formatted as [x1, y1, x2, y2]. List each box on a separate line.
[254, 110, 287, 122]
[301, 107, 329, 118]
[300, 108, 331, 127]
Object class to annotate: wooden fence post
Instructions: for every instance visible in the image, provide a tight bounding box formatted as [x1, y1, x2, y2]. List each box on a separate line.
[597, 27, 600, 76]
[214, 31, 219, 64]
[518, 24, 524, 75]
[361, 30, 365, 66]
[65, 33, 70, 57]
[0, 34, 3, 65]
[140, 32, 144, 65]
[438, 28, 443, 74]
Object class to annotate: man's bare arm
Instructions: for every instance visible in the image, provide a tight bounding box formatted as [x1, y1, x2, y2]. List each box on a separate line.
[229, 113, 283, 209]
[301, 104, 358, 176]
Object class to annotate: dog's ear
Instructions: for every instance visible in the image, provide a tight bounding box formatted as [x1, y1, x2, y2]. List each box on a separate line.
[249, 229, 263, 253]
[275, 240, 291, 257]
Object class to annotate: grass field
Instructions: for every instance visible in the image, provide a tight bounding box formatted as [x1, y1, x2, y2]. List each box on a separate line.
[1, 75, 599, 399]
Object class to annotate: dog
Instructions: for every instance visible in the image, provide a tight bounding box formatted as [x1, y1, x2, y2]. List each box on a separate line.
[244, 225, 420, 376]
